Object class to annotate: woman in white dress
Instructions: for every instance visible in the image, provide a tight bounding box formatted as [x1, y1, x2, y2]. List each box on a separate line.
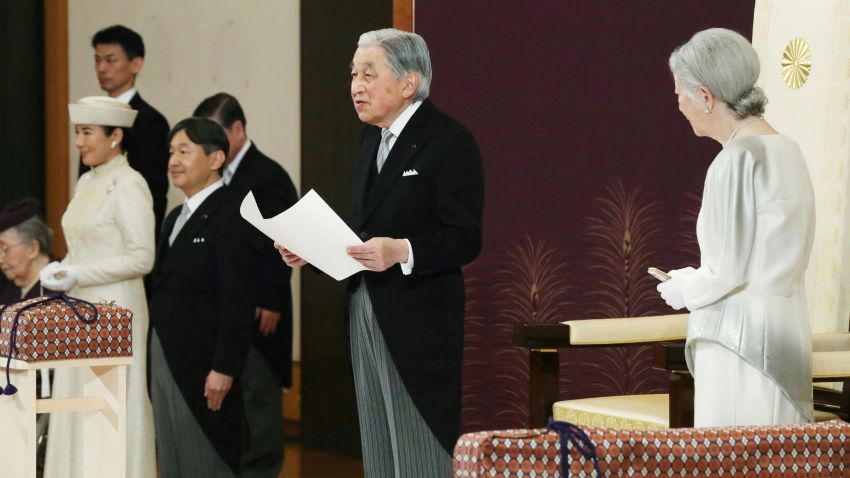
[40, 96, 156, 477]
[657, 28, 815, 427]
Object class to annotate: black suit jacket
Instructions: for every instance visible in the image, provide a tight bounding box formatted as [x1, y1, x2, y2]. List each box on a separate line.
[225, 142, 299, 386]
[348, 100, 484, 453]
[79, 92, 170, 238]
[149, 187, 256, 472]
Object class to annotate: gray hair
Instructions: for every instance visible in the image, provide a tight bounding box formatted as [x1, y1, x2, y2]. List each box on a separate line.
[669, 28, 767, 119]
[12, 216, 53, 255]
[358, 28, 432, 101]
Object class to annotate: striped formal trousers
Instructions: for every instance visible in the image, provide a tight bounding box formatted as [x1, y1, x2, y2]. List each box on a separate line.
[349, 280, 452, 478]
[149, 330, 236, 478]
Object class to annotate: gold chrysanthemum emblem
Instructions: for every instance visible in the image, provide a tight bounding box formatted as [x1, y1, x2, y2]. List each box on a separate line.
[781, 37, 812, 90]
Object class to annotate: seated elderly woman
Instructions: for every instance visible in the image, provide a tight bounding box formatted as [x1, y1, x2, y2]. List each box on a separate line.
[0, 197, 57, 304]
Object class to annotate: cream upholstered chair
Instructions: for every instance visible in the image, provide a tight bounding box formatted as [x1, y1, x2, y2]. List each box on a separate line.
[513, 314, 690, 428]
[811, 334, 850, 419]
[550, 315, 689, 428]
[514, 317, 850, 430]
[549, 315, 688, 429]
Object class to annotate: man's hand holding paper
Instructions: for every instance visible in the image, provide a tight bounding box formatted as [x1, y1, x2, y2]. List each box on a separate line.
[346, 237, 409, 272]
[274, 243, 308, 268]
[240, 189, 367, 281]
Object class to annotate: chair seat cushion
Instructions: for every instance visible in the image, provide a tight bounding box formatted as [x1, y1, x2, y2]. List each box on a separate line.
[554, 394, 838, 431]
[814, 409, 839, 422]
[553, 394, 668, 430]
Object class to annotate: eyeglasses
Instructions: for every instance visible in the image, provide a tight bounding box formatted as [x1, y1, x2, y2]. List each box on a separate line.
[0, 242, 25, 261]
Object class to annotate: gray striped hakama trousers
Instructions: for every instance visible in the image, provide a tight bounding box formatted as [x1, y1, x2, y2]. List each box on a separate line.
[349, 280, 452, 478]
[149, 330, 236, 478]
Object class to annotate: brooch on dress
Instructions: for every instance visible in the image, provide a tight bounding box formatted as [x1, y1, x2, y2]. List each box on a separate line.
[106, 180, 117, 195]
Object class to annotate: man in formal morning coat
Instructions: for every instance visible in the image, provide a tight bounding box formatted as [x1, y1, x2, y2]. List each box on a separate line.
[278, 28, 484, 477]
[194, 92, 298, 477]
[81, 25, 170, 241]
[148, 117, 256, 477]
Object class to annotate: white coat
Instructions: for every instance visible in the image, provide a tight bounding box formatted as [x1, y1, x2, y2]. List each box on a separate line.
[44, 155, 156, 478]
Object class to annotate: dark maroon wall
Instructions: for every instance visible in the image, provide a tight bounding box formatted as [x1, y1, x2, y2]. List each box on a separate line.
[416, 2, 755, 431]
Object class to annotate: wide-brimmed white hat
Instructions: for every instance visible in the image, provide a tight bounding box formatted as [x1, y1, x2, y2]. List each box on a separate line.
[68, 96, 137, 127]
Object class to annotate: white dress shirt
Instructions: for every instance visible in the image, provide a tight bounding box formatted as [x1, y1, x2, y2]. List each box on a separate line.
[223, 139, 252, 185]
[184, 179, 224, 220]
[114, 87, 137, 104]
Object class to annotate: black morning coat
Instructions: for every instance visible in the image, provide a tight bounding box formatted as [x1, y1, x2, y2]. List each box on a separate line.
[348, 99, 484, 454]
[148, 187, 256, 473]
[222, 143, 299, 387]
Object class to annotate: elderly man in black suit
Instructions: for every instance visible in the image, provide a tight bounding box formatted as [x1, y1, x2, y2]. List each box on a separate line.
[194, 93, 298, 477]
[149, 117, 256, 477]
[279, 28, 484, 477]
[80, 25, 170, 239]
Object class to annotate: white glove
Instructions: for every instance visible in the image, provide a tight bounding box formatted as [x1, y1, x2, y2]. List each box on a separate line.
[656, 267, 695, 311]
[668, 267, 696, 280]
[39, 262, 79, 292]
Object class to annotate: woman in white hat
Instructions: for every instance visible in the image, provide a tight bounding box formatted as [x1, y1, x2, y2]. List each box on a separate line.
[40, 96, 156, 478]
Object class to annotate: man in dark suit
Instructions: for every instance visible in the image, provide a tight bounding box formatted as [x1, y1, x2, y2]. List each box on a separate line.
[149, 117, 256, 477]
[194, 93, 298, 477]
[80, 25, 170, 239]
[279, 29, 484, 477]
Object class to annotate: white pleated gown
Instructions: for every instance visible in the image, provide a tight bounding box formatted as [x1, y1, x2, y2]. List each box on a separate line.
[44, 155, 157, 478]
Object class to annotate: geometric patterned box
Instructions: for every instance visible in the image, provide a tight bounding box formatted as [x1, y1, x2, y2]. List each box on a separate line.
[0, 295, 132, 362]
[454, 419, 850, 477]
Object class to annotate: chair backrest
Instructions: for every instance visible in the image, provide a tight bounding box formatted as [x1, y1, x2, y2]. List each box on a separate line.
[751, 0, 850, 335]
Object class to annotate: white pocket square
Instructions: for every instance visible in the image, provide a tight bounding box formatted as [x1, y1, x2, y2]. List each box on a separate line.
[402, 169, 419, 177]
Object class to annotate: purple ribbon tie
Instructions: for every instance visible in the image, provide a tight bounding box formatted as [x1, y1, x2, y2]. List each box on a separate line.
[546, 417, 602, 477]
[0, 293, 98, 395]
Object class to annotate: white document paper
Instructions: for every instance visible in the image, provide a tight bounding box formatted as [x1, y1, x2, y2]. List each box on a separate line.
[240, 189, 367, 281]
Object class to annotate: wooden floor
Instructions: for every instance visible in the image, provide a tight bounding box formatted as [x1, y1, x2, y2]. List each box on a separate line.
[37, 441, 363, 478]
[36, 424, 363, 477]
[280, 442, 364, 478]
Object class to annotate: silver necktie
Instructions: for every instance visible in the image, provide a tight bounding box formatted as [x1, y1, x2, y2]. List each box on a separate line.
[376, 129, 394, 173]
[168, 202, 191, 245]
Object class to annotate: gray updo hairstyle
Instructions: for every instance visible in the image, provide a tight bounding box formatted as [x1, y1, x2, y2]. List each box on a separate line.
[358, 28, 432, 101]
[669, 28, 767, 119]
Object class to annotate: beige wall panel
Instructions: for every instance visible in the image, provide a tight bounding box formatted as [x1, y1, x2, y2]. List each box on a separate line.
[753, 0, 850, 333]
[67, 0, 302, 359]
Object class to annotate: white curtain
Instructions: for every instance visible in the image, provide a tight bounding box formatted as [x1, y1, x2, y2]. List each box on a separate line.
[752, 0, 850, 334]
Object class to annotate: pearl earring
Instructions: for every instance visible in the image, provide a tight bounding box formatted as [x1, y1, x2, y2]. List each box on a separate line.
[704, 108, 709, 114]
[111, 140, 117, 149]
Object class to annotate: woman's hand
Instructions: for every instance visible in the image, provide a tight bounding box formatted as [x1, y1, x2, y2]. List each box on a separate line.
[657, 279, 685, 310]
[204, 370, 234, 411]
[274, 243, 307, 268]
[39, 262, 79, 291]
[656, 268, 695, 311]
